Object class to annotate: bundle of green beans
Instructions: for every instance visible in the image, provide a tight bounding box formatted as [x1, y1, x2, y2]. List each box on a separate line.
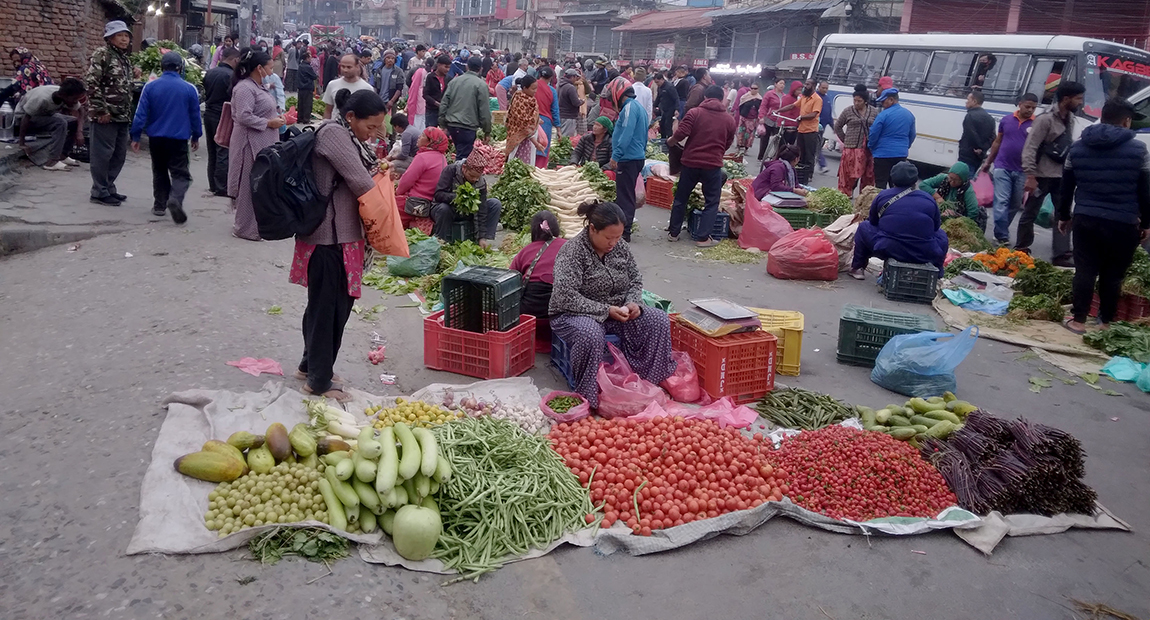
[430, 417, 593, 582]
[754, 388, 859, 431]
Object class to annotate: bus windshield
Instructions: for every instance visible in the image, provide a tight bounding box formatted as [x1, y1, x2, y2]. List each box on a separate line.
[1083, 43, 1150, 120]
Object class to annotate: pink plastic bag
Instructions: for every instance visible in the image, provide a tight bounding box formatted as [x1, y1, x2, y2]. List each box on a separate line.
[633, 396, 758, 429]
[660, 351, 701, 403]
[597, 342, 670, 418]
[767, 228, 840, 281]
[540, 390, 590, 422]
[738, 192, 794, 252]
[972, 172, 993, 207]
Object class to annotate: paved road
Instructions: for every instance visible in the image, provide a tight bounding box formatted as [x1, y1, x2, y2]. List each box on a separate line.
[0, 149, 1145, 619]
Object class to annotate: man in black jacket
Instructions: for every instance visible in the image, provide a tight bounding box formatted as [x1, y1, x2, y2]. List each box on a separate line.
[1059, 97, 1150, 333]
[958, 90, 996, 172]
[652, 71, 679, 140]
[423, 55, 451, 129]
[201, 46, 237, 196]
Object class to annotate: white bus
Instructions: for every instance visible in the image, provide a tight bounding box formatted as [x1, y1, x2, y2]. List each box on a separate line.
[809, 33, 1150, 169]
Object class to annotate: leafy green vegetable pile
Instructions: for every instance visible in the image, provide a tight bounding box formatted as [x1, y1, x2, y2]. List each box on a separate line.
[943, 256, 990, 279]
[722, 159, 748, 180]
[1084, 321, 1150, 362]
[248, 527, 349, 565]
[453, 182, 481, 216]
[549, 136, 573, 168]
[1012, 260, 1073, 304]
[942, 217, 992, 253]
[805, 187, 852, 218]
[491, 158, 551, 231]
[1007, 294, 1065, 322]
[131, 40, 204, 87]
[673, 181, 706, 212]
[645, 142, 669, 162]
[1121, 247, 1150, 297]
[580, 162, 616, 202]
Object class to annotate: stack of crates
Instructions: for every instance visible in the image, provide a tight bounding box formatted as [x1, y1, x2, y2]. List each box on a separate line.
[882, 259, 940, 304]
[424, 311, 536, 379]
[749, 308, 804, 376]
[670, 315, 777, 404]
[441, 266, 523, 333]
[836, 304, 936, 367]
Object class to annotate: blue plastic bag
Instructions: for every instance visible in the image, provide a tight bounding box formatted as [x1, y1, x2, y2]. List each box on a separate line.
[871, 327, 979, 397]
[1101, 356, 1145, 382]
[1137, 364, 1150, 393]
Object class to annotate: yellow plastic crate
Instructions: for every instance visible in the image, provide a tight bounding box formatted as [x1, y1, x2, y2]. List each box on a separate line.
[749, 308, 804, 376]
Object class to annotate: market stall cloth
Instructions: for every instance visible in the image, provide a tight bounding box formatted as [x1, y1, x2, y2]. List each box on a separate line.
[126, 381, 383, 556]
[955, 505, 1130, 555]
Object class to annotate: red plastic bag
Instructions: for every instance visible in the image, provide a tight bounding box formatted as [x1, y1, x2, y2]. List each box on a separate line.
[767, 228, 839, 281]
[972, 171, 993, 207]
[284, 106, 298, 125]
[633, 396, 758, 429]
[540, 390, 590, 423]
[597, 342, 670, 418]
[738, 191, 794, 252]
[660, 351, 701, 403]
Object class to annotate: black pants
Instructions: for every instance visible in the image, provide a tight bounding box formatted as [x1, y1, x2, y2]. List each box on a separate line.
[448, 125, 476, 159]
[429, 198, 502, 242]
[796, 131, 819, 185]
[203, 112, 229, 193]
[615, 159, 644, 242]
[1071, 214, 1141, 324]
[298, 88, 314, 123]
[660, 111, 675, 140]
[148, 136, 193, 211]
[285, 69, 298, 91]
[669, 165, 723, 241]
[873, 156, 905, 189]
[299, 244, 355, 393]
[1016, 176, 1072, 256]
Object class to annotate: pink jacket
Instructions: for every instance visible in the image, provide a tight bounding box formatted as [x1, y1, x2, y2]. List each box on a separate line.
[396, 150, 446, 200]
[407, 67, 427, 116]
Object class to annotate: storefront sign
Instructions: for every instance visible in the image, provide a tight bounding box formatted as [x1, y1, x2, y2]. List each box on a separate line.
[693, 59, 709, 68]
[654, 43, 674, 70]
[790, 52, 815, 60]
[710, 63, 762, 76]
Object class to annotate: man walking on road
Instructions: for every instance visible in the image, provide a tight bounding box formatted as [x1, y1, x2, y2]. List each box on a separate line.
[652, 71, 679, 141]
[667, 85, 736, 247]
[958, 90, 996, 172]
[817, 79, 832, 174]
[130, 52, 202, 224]
[982, 93, 1038, 244]
[1059, 97, 1150, 333]
[1018, 81, 1085, 267]
[607, 78, 648, 243]
[558, 68, 584, 137]
[86, 20, 136, 206]
[14, 78, 86, 171]
[202, 46, 238, 197]
[868, 88, 916, 189]
[439, 56, 491, 160]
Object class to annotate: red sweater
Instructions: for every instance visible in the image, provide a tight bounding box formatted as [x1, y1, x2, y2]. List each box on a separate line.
[396, 151, 447, 200]
[669, 98, 737, 169]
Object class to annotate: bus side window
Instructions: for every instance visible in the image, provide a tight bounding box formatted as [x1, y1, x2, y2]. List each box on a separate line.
[1132, 95, 1150, 131]
[887, 49, 930, 92]
[848, 48, 889, 88]
[926, 51, 977, 96]
[1025, 58, 1066, 106]
[815, 47, 852, 82]
[979, 53, 1031, 102]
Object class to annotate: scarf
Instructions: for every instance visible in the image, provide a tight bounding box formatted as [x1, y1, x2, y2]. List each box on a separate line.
[739, 89, 761, 107]
[506, 89, 540, 147]
[486, 66, 505, 91]
[420, 126, 449, 154]
[335, 114, 378, 172]
[12, 47, 52, 93]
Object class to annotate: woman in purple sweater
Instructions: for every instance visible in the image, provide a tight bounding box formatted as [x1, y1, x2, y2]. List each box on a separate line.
[752, 145, 808, 200]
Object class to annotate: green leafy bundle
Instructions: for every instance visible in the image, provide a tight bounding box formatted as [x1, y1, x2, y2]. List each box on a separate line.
[942, 217, 992, 253]
[248, 527, 349, 565]
[1121, 247, 1150, 297]
[1084, 321, 1150, 362]
[131, 40, 204, 87]
[491, 158, 550, 230]
[1007, 294, 1065, 322]
[453, 182, 481, 215]
[580, 162, 616, 202]
[943, 256, 991, 279]
[645, 142, 669, 162]
[722, 159, 748, 180]
[1012, 260, 1073, 304]
[549, 136, 573, 168]
[805, 187, 852, 217]
[490, 124, 509, 141]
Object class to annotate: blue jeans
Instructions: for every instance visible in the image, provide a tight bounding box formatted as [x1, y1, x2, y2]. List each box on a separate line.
[991, 168, 1025, 242]
[668, 165, 723, 241]
[447, 126, 477, 159]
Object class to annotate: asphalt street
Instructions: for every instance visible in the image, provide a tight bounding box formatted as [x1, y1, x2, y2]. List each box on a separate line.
[0, 147, 1145, 619]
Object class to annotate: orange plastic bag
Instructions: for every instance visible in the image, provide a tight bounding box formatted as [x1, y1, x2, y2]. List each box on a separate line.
[358, 172, 409, 257]
[738, 191, 794, 252]
[767, 228, 839, 281]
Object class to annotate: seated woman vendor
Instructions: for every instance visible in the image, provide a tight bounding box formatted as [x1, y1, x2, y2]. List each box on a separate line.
[510, 210, 568, 319]
[919, 161, 982, 227]
[549, 202, 677, 409]
[396, 126, 449, 224]
[850, 161, 948, 280]
[430, 149, 502, 247]
[752, 145, 808, 200]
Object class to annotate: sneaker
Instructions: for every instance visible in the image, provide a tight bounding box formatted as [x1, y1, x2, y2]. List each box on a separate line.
[42, 161, 69, 171]
[695, 238, 720, 248]
[113, 193, 127, 202]
[667, 233, 679, 242]
[818, 166, 829, 174]
[62, 157, 80, 166]
[167, 198, 187, 225]
[849, 268, 866, 280]
[90, 195, 122, 206]
[151, 207, 166, 217]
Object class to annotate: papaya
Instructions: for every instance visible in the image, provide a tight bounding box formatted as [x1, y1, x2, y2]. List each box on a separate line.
[264, 422, 291, 462]
[175, 450, 245, 482]
[202, 439, 246, 469]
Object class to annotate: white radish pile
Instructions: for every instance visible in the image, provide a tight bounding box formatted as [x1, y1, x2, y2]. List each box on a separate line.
[530, 166, 601, 239]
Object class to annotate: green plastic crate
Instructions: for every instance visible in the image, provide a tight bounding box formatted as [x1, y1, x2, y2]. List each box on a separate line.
[774, 207, 818, 230]
[836, 304, 936, 367]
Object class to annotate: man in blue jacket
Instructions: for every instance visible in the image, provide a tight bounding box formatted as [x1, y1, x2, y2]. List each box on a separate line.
[608, 78, 649, 242]
[868, 88, 916, 189]
[130, 52, 202, 224]
[1059, 97, 1150, 333]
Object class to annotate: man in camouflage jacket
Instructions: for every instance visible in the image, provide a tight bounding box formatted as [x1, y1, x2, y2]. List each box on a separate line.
[86, 20, 135, 206]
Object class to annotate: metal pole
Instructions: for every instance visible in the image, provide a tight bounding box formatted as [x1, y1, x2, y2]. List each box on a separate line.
[206, 0, 212, 40]
[239, 0, 252, 44]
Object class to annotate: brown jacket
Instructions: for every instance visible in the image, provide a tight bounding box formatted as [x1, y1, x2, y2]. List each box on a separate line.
[299, 121, 377, 246]
[1021, 109, 1073, 179]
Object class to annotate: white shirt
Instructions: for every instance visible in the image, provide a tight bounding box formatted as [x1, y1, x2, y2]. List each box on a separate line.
[322, 77, 373, 118]
[631, 82, 653, 123]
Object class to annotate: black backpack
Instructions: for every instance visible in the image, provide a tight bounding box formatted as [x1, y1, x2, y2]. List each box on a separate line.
[250, 126, 330, 240]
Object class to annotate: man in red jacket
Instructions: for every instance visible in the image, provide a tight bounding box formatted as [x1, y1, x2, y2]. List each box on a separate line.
[667, 85, 737, 247]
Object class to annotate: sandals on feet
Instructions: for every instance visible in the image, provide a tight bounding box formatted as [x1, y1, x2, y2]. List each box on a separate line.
[1062, 318, 1087, 335]
[301, 384, 351, 402]
[294, 370, 345, 385]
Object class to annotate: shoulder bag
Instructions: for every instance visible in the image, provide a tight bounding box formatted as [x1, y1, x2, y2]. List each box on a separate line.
[214, 101, 233, 148]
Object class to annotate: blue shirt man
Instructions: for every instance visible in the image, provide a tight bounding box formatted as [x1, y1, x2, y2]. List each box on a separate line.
[868, 88, 916, 188]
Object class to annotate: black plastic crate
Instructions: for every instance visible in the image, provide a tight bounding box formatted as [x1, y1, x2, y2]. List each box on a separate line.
[441, 266, 523, 333]
[836, 304, 935, 367]
[687, 210, 731, 240]
[882, 259, 939, 304]
[450, 219, 478, 243]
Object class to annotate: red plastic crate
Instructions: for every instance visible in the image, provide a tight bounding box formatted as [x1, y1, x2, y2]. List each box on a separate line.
[670, 316, 777, 404]
[1089, 292, 1150, 320]
[647, 176, 674, 209]
[424, 311, 536, 379]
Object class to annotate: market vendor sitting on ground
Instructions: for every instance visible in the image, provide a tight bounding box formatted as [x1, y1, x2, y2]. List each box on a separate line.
[850, 161, 949, 280]
[396, 126, 450, 218]
[430, 148, 501, 248]
[919, 161, 981, 225]
[549, 201, 677, 410]
[572, 116, 613, 168]
[14, 78, 86, 171]
[510, 210, 568, 319]
[752, 145, 808, 199]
